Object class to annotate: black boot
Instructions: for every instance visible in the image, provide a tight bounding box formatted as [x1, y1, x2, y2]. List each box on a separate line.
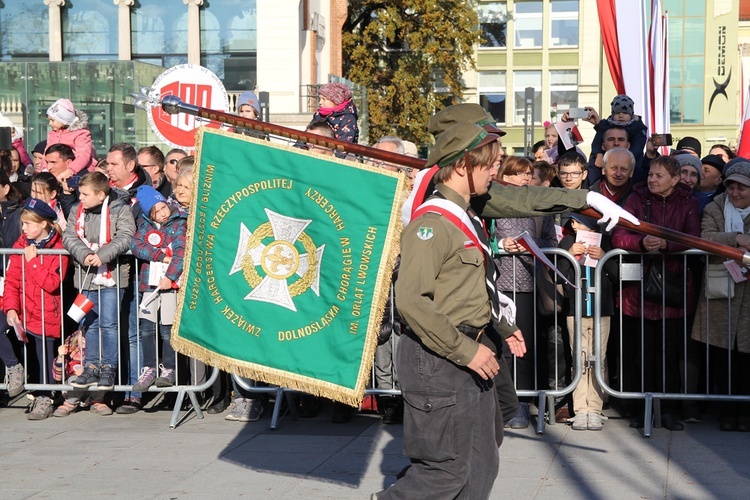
[380, 396, 401, 425]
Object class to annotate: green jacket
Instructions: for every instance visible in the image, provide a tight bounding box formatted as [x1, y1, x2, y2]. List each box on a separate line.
[396, 183, 589, 366]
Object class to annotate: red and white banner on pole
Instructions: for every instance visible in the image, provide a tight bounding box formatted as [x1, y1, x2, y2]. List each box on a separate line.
[738, 87, 750, 158]
[597, 0, 670, 153]
[648, 0, 670, 155]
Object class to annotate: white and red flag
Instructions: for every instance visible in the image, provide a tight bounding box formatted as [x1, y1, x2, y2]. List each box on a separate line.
[597, 0, 669, 152]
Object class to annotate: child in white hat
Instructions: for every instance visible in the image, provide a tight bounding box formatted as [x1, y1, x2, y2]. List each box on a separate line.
[41, 98, 97, 182]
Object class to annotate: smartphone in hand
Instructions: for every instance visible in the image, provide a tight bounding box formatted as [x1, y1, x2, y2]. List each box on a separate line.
[568, 107, 589, 119]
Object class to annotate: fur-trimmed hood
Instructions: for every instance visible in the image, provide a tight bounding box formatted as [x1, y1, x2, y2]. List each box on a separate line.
[67, 109, 90, 132]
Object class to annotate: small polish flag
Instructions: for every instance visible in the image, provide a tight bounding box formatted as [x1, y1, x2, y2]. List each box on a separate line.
[67, 293, 95, 323]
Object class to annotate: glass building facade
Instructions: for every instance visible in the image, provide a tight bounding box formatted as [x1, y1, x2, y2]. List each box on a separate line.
[0, 0, 258, 151]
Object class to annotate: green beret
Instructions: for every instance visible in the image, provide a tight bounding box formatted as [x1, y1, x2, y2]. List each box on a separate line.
[428, 103, 506, 137]
[426, 122, 499, 168]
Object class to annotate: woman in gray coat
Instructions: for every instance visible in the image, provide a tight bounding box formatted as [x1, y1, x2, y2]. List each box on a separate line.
[691, 161, 750, 432]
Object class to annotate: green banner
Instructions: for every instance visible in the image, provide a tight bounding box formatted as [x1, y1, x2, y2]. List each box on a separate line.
[173, 129, 407, 405]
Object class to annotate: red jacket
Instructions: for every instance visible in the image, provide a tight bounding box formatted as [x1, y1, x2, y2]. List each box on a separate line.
[610, 181, 701, 320]
[3, 231, 69, 338]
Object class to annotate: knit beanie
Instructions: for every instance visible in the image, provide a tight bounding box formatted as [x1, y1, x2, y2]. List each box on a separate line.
[47, 99, 77, 126]
[318, 83, 353, 106]
[32, 140, 47, 156]
[236, 91, 260, 115]
[0, 112, 13, 129]
[136, 185, 167, 216]
[700, 154, 726, 174]
[675, 136, 702, 157]
[0, 112, 23, 140]
[676, 154, 702, 180]
[610, 94, 634, 116]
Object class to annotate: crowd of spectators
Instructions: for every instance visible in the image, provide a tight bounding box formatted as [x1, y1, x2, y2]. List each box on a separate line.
[3, 88, 750, 434]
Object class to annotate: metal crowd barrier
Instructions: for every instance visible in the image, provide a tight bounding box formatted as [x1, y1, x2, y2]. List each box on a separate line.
[5, 246, 745, 436]
[0, 249, 216, 429]
[594, 249, 750, 437]
[494, 248, 583, 434]
[362, 249, 584, 435]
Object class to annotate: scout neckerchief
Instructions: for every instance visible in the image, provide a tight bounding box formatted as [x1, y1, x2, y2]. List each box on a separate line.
[401, 165, 439, 227]
[412, 195, 516, 326]
[75, 196, 115, 286]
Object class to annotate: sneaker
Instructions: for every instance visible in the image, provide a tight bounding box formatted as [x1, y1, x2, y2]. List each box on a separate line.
[570, 412, 588, 431]
[155, 364, 176, 388]
[132, 366, 157, 392]
[247, 399, 264, 422]
[225, 398, 250, 421]
[27, 396, 53, 420]
[53, 400, 79, 417]
[737, 416, 750, 432]
[506, 402, 530, 429]
[91, 402, 113, 416]
[206, 396, 230, 415]
[115, 397, 142, 415]
[98, 364, 116, 390]
[70, 364, 100, 388]
[682, 401, 702, 423]
[5, 363, 24, 397]
[661, 413, 684, 431]
[587, 412, 607, 431]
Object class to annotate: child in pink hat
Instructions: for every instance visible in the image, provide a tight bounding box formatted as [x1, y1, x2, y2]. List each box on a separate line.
[42, 98, 97, 181]
[309, 82, 359, 145]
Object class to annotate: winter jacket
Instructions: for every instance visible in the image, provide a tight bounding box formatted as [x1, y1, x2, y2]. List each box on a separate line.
[691, 194, 750, 352]
[588, 178, 633, 208]
[493, 215, 557, 293]
[11, 136, 32, 169]
[154, 175, 173, 199]
[131, 206, 187, 293]
[42, 110, 98, 175]
[2, 230, 69, 338]
[0, 199, 22, 250]
[587, 116, 649, 184]
[610, 181, 701, 320]
[62, 189, 136, 290]
[310, 99, 360, 144]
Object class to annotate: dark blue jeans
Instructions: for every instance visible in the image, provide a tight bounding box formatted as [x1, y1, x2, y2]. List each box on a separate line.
[82, 287, 124, 367]
[139, 299, 175, 372]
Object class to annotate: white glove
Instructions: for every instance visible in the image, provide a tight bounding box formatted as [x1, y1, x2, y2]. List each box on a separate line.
[586, 191, 640, 231]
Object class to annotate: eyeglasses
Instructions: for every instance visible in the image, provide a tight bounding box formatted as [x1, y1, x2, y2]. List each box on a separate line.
[511, 171, 532, 177]
[558, 170, 584, 179]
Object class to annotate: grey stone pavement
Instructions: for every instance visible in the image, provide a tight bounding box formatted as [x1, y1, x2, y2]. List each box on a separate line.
[2, 396, 750, 499]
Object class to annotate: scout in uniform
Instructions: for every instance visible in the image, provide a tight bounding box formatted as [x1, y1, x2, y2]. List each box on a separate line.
[376, 122, 638, 499]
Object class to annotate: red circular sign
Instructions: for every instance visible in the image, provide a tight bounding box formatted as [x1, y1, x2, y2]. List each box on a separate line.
[147, 65, 229, 151]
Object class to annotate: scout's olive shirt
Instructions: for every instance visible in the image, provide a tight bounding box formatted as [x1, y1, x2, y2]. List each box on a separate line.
[396, 182, 589, 367]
